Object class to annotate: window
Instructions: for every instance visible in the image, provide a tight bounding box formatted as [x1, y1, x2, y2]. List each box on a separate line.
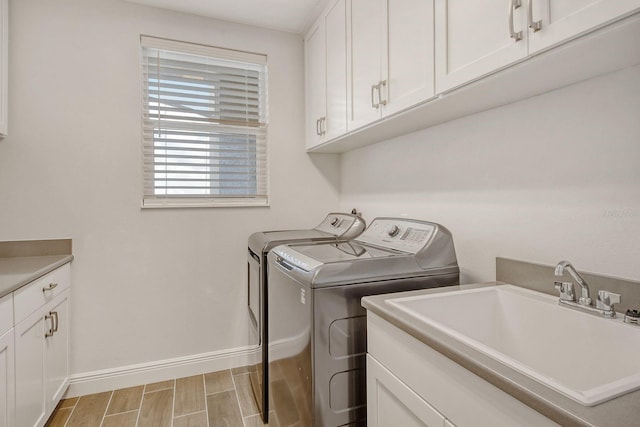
[140, 36, 268, 208]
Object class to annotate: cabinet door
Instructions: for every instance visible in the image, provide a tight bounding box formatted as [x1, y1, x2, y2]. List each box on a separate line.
[44, 291, 70, 413]
[528, 0, 640, 53]
[435, 0, 528, 93]
[349, 0, 384, 129]
[305, 18, 327, 149]
[324, 0, 348, 140]
[0, 329, 15, 427]
[383, 0, 435, 115]
[367, 355, 446, 427]
[15, 309, 46, 427]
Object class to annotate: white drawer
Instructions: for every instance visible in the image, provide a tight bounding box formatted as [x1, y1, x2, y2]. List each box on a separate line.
[14, 263, 70, 324]
[0, 293, 12, 335]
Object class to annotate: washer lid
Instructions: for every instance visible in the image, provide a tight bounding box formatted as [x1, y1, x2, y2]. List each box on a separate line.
[248, 213, 366, 254]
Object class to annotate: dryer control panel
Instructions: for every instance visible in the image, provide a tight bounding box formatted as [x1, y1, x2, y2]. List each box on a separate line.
[355, 218, 435, 254]
[314, 213, 366, 239]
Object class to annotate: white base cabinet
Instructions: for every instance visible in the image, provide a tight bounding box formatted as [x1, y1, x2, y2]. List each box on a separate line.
[0, 328, 15, 427]
[366, 313, 559, 427]
[13, 263, 71, 427]
[368, 354, 452, 427]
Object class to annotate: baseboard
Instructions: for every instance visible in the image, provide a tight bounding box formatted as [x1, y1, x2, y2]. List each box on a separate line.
[65, 345, 260, 397]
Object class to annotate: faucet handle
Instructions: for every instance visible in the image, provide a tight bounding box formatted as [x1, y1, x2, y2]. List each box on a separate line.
[596, 290, 621, 317]
[554, 281, 575, 302]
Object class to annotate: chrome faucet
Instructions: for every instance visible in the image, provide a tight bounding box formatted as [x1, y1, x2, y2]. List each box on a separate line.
[554, 260, 592, 306]
[553, 260, 621, 318]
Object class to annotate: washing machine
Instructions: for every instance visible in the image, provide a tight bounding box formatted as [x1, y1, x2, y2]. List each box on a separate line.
[247, 212, 366, 421]
[266, 217, 459, 427]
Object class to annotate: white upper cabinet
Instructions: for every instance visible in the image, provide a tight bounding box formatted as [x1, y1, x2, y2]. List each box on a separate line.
[305, 0, 640, 152]
[305, 0, 348, 150]
[0, 0, 8, 137]
[435, 0, 529, 93]
[435, 0, 640, 93]
[528, 0, 640, 53]
[304, 20, 326, 149]
[350, 0, 435, 129]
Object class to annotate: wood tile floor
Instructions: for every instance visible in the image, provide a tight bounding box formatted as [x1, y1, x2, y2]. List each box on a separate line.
[46, 366, 279, 427]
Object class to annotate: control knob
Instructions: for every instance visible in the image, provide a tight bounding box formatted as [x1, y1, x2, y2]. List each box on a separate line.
[387, 224, 400, 237]
[330, 217, 340, 226]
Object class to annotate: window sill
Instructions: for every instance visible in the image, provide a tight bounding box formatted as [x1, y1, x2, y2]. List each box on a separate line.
[141, 197, 269, 209]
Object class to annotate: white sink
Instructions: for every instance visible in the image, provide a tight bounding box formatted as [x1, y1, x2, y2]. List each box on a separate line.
[386, 285, 640, 406]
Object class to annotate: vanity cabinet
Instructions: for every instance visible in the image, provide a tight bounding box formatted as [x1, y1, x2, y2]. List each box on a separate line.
[435, 0, 640, 93]
[349, 0, 434, 129]
[0, 0, 7, 136]
[305, 0, 348, 150]
[368, 354, 452, 427]
[14, 263, 71, 427]
[367, 312, 558, 427]
[0, 294, 15, 427]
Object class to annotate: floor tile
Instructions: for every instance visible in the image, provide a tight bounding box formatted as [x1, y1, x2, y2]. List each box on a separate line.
[65, 391, 112, 427]
[145, 379, 175, 393]
[58, 397, 79, 409]
[244, 411, 281, 427]
[106, 385, 144, 415]
[138, 388, 174, 427]
[231, 365, 256, 375]
[174, 411, 208, 427]
[205, 369, 234, 395]
[102, 410, 139, 427]
[207, 390, 244, 427]
[234, 372, 259, 417]
[175, 375, 206, 416]
[44, 407, 73, 427]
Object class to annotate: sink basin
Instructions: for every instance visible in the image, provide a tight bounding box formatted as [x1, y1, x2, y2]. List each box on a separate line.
[386, 285, 640, 406]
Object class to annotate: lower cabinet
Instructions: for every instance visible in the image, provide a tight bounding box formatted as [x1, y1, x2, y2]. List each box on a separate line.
[0, 328, 15, 427]
[368, 354, 453, 427]
[13, 263, 71, 427]
[367, 312, 559, 427]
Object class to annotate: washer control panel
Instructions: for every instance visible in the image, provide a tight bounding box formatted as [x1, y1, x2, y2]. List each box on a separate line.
[315, 213, 366, 239]
[356, 218, 435, 253]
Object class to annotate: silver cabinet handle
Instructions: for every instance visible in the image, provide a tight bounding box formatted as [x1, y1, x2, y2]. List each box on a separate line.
[371, 83, 380, 108]
[320, 117, 326, 136]
[378, 80, 387, 106]
[43, 282, 58, 292]
[528, 0, 542, 32]
[315, 118, 322, 136]
[51, 311, 59, 332]
[508, 0, 523, 41]
[45, 312, 55, 337]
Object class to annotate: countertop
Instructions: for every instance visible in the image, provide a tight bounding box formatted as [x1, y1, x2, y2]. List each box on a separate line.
[0, 254, 73, 298]
[362, 282, 640, 427]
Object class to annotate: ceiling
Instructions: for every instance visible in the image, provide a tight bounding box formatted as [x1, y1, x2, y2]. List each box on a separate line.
[123, 0, 329, 34]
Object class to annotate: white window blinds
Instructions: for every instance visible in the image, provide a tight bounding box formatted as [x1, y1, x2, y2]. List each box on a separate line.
[140, 36, 268, 208]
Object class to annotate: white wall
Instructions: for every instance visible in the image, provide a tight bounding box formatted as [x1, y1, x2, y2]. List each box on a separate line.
[341, 65, 640, 284]
[0, 0, 340, 377]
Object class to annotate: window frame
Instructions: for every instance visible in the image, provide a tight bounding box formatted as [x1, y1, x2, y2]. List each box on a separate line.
[139, 35, 269, 209]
